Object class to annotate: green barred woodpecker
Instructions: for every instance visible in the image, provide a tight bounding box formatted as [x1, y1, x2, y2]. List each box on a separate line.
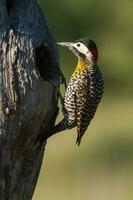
[50, 38, 104, 145]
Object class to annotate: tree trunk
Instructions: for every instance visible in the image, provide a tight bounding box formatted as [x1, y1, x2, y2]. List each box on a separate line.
[0, 0, 60, 199]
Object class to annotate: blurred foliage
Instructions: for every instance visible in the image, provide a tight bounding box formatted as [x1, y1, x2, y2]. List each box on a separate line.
[33, 0, 133, 200]
[38, 0, 133, 95]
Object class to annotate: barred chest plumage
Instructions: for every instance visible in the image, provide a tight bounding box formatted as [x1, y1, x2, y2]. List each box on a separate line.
[48, 38, 104, 145]
[63, 64, 104, 127]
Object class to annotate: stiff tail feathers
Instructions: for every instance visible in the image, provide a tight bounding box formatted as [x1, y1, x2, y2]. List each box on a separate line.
[76, 132, 83, 146]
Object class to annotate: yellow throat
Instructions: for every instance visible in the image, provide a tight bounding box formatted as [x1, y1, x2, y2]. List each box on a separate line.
[72, 59, 91, 77]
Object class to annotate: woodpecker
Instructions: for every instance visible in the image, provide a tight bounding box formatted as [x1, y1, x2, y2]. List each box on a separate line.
[50, 38, 104, 145]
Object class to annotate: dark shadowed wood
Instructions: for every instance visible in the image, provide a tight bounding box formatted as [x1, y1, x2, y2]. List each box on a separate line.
[0, 0, 61, 199]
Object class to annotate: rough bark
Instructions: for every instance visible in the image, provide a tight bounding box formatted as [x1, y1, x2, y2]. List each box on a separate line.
[0, 0, 60, 199]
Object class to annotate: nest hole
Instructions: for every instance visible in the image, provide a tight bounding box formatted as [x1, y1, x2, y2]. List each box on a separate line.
[35, 45, 55, 81]
[6, 0, 12, 14]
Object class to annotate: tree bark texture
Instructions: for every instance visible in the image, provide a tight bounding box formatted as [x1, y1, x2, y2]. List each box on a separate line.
[0, 0, 61, 199]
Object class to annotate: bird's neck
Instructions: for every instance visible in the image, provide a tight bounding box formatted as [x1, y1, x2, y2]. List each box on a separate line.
[72, 59, 93, 77]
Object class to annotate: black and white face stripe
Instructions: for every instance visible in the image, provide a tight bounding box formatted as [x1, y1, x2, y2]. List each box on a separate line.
[71, 42, 93, 61]
[73, 42, 89, 54]
[58, 38, 97, 62]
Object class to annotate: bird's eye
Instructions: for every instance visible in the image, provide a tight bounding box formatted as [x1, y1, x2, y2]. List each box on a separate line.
[77, 43, 80, 47]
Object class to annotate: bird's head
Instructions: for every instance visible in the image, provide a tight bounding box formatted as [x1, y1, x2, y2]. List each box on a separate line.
[58, 38, 98, 64]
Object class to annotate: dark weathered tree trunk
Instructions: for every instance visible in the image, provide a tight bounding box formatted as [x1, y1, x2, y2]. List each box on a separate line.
[0, 0, 60, 199]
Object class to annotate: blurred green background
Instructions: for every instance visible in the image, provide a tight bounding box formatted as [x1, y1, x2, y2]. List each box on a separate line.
[33, 0, 133, 200]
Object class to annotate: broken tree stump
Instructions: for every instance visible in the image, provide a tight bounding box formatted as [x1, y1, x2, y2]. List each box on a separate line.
[0, 0, 61, 199]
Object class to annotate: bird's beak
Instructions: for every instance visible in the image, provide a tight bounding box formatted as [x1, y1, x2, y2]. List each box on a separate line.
[58, 42, 80, 58]
[57, 42, 73, 49]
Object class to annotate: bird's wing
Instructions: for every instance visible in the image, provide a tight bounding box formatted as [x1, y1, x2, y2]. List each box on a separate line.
[75, 79, 97, 145]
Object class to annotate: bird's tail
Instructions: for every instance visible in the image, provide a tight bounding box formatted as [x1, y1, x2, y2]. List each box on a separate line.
[76, 133, 83, 146]
[76, 126, 88, 146]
